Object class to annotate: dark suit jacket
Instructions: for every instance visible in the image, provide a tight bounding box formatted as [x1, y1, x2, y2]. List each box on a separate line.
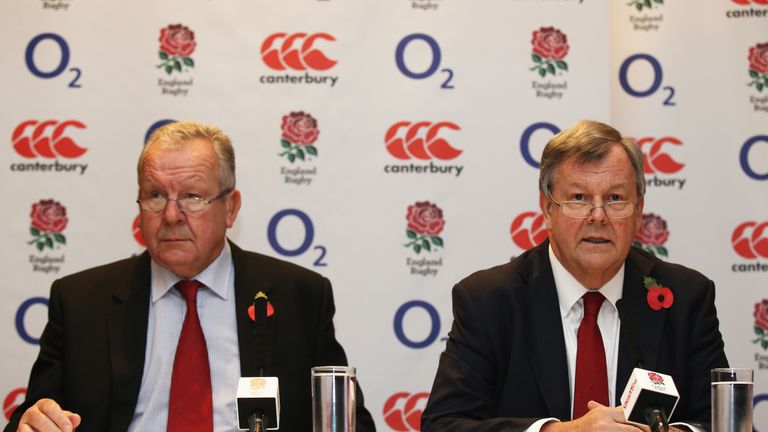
[421, 241, 728, 431]
[6, 242, 375, 432]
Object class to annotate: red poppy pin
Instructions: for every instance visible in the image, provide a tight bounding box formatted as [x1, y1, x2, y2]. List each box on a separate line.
[644, 276, 674, 311]
[248, 291, 275, 320]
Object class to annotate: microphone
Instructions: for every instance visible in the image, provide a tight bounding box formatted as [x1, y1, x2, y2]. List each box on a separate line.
[616, 300, 677, 431]
[236, 377, 280, 431]
[615, 298, 645, 368]
[249, 291, 274, 377]
[620, 368, 679, 432]
[249, 413, 266, 432]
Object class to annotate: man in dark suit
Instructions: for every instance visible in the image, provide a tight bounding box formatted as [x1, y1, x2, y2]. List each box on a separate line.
[7, 121, 375, 432]
[421, 120, 728, 432]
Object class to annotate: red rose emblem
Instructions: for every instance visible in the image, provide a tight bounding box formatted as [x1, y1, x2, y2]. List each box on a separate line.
[159, 24, 196, 57]
[754, 300, 768, 332]
[407, 202, 445, 236]
[30, 199, 68, 234]
[281, 112, 320, 146]
[647, 286, 674, 311]
[648, 372, 664, 384]
[635, 213, 669, 246]
[749, 43, 768, 75]
[531, 27, 569, 60]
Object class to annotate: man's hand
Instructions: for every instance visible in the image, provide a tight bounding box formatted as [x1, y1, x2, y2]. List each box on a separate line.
[17, 398, 81, 432]
[541, 401, 650, 432]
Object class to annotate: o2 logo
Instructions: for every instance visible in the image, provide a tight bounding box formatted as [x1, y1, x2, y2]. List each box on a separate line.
[754, 393, 768, 432]
[3, 388, 26, 421]
[619, 53, 675, 106]
[740, 135, 768, 181]
[15, 297, 48, 345]
[267, 209, 327, 267]
[395, 34, 455, 89]
[383, 392, 430, 431]
[393, 300, 442, 349]
[635, 137, 685, 174]
[520, 122, 560, 168]
[25, 33, 82, 88]
[144, 119, 176, 144]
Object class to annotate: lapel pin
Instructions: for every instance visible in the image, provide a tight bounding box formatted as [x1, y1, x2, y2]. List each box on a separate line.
[248, 291, 275, 320]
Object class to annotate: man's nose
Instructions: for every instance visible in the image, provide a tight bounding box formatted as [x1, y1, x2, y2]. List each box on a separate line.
[162, 199, 185, 223]
[588, 204, 609, 224]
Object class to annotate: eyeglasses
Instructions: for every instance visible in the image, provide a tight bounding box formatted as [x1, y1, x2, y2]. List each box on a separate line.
[137, 188, 232, 213]
[549, 195, 637, 219]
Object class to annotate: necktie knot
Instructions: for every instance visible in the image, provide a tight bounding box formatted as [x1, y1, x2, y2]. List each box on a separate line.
[582, 291, 604, 318]
[176, 280, 204, 304]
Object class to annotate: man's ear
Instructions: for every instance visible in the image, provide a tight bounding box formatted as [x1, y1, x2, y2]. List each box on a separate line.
[539, 191, 552, 229]
[225, 189, 242, 228]
[632, 195, 645, 234]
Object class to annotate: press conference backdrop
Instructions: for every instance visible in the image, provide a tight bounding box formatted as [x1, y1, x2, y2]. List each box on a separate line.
[1, 0, 766, 430]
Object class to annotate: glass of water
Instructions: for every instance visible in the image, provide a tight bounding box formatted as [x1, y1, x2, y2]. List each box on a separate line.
[711, 368, 753, 432]
[311, 366, 356, 432]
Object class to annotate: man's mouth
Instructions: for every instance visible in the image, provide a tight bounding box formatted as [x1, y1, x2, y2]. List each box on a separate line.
[160, 237, 189, 242]
[583, 237, 610, 244]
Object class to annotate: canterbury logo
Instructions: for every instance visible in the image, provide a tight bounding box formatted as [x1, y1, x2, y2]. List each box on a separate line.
[12, 120, 87, 159]
[261, 33, 337, 71]
[732, 221, 768, 259]
[732, 0, 768, 5]
[635, 136, 684, 174]
[385, 121, 462, 160]
[510, 212, 548, 250]
[382, 392, 429, 431]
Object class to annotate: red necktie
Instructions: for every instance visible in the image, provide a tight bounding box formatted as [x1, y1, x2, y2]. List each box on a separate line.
[167, 280, 213, 432]
[572, 291, 609, 419]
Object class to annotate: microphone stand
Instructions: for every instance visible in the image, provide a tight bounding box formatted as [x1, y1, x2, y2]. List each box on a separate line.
[644, 406, 669, 432]
[248, 412, 267, 432]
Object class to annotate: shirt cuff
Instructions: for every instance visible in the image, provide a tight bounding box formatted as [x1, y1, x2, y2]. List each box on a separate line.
[670, 422, 704, 432]
[524, 417, 560, 432]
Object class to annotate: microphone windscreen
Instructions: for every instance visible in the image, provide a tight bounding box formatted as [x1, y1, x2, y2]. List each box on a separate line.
[236, 377, 280, 430]
[621, 368, 679, 425]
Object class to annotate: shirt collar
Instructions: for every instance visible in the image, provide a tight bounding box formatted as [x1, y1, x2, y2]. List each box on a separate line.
[150, 241, 233, 303]
[549, 244, 624, 318]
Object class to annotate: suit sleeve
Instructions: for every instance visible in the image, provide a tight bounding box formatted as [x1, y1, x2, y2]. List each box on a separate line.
[4, 280, 67, 432]
[421, 282, 537, 432]
[314, 277, 377, 432]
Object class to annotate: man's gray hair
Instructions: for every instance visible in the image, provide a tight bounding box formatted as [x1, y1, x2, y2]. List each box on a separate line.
[538, 119, 645, 198]
[138, 121, 236, 190]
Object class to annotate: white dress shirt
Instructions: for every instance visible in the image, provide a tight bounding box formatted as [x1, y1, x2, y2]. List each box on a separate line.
[128, 243, 241, 432]
[524, 246, 622, 431]
[551, 245, 624, 416]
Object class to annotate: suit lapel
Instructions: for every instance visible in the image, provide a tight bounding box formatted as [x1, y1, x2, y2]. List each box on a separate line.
[616, 248, 666, 404]
[106, 252, 151, 432]
[231, 241, 276, 377]
[521, 242, 571, 420]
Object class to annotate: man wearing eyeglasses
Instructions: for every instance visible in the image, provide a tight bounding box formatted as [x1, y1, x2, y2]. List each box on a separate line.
[7, 121, 375, 432]
[422, 120, 728, 432]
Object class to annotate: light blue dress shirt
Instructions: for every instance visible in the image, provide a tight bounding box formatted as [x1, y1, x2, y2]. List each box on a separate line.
[128, 243, 241, 432]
